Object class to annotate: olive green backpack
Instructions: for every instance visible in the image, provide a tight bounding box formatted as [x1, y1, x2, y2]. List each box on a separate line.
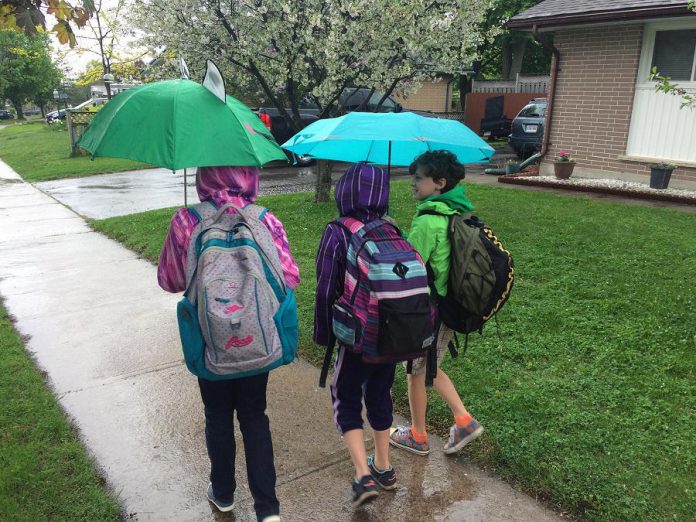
[419, 211, 515, 339]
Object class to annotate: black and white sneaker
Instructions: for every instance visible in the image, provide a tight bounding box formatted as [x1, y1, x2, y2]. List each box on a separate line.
[351, 475, 379, 507]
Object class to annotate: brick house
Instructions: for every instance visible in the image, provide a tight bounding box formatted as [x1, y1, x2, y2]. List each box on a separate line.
[510, 0, 696, 185]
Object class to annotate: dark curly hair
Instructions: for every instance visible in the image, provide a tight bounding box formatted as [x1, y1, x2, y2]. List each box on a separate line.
[408, 150, 465, 192]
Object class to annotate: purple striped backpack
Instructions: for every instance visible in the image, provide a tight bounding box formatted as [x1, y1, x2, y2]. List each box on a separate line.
[331, 217, 435, 363]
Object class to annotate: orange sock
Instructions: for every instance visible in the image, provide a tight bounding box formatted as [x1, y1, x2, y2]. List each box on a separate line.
[411, 427, 428, 443]
[455, 413, 473, 427]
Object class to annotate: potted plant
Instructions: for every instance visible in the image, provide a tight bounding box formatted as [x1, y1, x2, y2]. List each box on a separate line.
[649, 162, 676, 189]
[505, 159, 520, 175]
[553, 150, 575, 179]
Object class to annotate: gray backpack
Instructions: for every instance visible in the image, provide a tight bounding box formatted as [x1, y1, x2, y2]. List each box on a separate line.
[177, 201, 298, 380]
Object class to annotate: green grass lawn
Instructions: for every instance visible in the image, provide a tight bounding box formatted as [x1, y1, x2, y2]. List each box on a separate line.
[91, 182, 696, 521]
[0, 301, 121, 520]
[0, 122, 151, 182]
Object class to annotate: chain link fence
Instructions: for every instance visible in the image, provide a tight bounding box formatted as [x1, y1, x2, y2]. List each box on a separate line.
[432, 111, 467, 122]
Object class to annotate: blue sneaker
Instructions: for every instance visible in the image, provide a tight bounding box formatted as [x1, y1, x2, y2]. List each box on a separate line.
[206, 483, 234, 512]
[351, 475, 378, 507]
[367, 455, 396, 490]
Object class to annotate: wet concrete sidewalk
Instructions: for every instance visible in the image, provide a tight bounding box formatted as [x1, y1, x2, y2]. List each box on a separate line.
[0, 159, 562, 521]
[34, 164, 412, 220]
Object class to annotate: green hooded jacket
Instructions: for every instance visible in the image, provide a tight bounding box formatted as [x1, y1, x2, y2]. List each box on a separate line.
[407, 185, 474, 296]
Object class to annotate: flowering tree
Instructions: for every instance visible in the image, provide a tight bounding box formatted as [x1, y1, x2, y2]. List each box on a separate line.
[131, 0, 492, 130]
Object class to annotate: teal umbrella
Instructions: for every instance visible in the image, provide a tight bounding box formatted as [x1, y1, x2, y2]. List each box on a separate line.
[282, 112, 494, 169]
[79, 79, 286, 170]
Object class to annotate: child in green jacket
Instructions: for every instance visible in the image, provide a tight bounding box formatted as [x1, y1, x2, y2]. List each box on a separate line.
[390, 150, 484, 456]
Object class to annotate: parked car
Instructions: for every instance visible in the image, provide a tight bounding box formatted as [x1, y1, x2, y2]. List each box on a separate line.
[509, 98, 546, 159]
[299, 88, 436, 117]
[0, 109, 13, 120]
[255, 88, 435, 166]
[45, 109, 67, 123]
[22, 107, 42, 116]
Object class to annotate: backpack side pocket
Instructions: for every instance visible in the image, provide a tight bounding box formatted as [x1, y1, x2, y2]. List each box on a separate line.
[332, 302, 361, 349]
[274, 288, 299, 364]
[177, 296, 208, 377]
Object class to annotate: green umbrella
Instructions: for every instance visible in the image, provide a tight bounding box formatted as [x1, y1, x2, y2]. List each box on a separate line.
[78, 79, 286, 171]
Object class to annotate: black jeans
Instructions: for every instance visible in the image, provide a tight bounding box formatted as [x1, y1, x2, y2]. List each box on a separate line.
[198, 373, 279, 521]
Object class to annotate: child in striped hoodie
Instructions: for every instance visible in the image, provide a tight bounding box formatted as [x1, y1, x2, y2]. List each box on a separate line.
[314, 164, 397, 507]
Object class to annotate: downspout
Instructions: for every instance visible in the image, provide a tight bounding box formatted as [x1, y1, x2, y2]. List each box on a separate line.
[532, 24, 560, 158]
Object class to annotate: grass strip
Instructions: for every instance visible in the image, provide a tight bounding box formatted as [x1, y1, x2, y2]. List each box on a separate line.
[0, 123, 150, 182]
[0, 301, 121, 520]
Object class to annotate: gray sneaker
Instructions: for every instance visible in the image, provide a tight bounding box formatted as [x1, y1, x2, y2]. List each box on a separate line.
[443, 419, 484, 454]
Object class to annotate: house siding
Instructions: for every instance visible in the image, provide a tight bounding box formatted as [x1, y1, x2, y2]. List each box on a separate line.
[543, 24, 696, 183]
[394, 78, 453, 113]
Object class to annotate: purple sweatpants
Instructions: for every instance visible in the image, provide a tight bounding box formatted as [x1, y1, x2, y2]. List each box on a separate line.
[330, 346, 396, 435]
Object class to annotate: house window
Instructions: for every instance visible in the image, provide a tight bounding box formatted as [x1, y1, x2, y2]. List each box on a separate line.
[651, 29, 696, 81]
[626, 21, 696, 164]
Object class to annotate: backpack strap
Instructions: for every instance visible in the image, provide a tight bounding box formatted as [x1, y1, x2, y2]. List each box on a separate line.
[318, 337, 336, 388]
[183, 201, 219, 295]
[188, 200, 217, 223]
[243, 203, 269, 221]
[337, 216, 365, 234]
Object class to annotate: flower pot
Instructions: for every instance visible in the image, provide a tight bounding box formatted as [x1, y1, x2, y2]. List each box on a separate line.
[553, 161, 575, 179]
[505, 163, 520, 175]
[649, 167, 673, 189]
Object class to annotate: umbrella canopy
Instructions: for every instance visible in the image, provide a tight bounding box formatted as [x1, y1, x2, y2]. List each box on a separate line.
[282, 111, 495, 166]
[78, 79, 287, 171]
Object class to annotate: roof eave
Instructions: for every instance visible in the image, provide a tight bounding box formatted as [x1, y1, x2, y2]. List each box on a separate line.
[508, 6, 694, 30]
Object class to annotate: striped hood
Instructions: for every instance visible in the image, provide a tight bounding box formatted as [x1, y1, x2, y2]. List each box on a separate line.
[334, 163, 389, 222]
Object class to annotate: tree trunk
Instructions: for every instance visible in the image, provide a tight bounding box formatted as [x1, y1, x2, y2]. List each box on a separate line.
[458, 74, 473, 111]
[509, 37, 527, 81]
[315, 160, 334, 203]
[501, 38, 512, 80]
[12, 102, 24, 120]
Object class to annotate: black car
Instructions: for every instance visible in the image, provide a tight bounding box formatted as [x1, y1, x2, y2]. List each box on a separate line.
[0, 109, 13, 120]
[509, 99, 546, 159]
